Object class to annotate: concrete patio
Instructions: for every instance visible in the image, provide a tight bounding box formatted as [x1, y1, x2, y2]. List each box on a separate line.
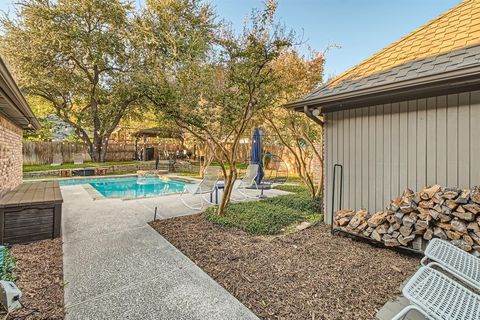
[61, 182, 287, 319]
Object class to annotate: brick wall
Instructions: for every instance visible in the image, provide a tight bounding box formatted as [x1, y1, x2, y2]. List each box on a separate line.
[0, 114, 23, 195]
[311, 142, 323, 184]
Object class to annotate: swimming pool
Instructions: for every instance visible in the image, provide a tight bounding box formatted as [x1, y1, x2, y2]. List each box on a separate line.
[59, 176, 189, 198]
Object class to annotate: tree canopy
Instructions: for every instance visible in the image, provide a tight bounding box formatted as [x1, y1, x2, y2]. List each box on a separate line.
[264, 49, 325, 199]
[1, 0, 143, 161]
[0, 0, 215, 161]
[144, 0, 295, 214]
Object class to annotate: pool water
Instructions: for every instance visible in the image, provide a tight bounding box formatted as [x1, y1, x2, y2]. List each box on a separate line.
[59, 176, 189, 198]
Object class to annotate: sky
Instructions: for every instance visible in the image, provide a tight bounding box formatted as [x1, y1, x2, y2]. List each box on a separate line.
[0, 0, 463, 78]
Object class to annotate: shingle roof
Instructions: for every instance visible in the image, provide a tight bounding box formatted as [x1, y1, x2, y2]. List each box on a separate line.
[289, 0, 480, 108]
[301, 44, 480, 101]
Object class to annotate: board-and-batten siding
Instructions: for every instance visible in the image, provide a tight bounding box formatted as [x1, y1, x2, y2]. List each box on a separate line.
[324, 90, 480, 224]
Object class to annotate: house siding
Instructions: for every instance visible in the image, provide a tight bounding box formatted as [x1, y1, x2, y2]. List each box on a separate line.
[324, 89, 480, 224]
[0, 114, 23, 196]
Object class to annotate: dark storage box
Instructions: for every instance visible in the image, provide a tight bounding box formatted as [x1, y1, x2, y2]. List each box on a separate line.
[0, 181, 63, 245]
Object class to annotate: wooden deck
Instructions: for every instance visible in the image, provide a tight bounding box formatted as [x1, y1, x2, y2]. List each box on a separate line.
[0, 181, 63, 244]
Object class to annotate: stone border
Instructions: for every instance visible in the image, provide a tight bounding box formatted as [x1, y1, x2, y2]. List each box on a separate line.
[23, 161, 199, 179]
[82, 184, 106, 201]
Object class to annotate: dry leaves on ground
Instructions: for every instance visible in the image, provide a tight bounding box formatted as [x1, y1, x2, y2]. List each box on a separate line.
[151, 214, 420, 320]
[5, 238, 64, 320]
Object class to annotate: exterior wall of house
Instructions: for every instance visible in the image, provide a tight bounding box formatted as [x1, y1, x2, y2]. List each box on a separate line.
[324, 90, 480, 224]
[0, 113, 23, 195]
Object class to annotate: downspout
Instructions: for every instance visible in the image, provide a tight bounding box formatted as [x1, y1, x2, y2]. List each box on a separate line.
[303, 105, 324, 126]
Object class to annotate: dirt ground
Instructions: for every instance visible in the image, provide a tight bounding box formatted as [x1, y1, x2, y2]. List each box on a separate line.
[151, 214, 420, 320]
[6, 238, 64, 320]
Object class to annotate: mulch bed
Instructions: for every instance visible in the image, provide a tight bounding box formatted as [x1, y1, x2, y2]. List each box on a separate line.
[6, 239, 64, 320]
[150, 214, 420, 320]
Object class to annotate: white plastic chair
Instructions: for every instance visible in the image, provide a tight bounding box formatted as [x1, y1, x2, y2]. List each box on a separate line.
[180, 167, 220, 210]
[73, 153, 84, 165]
[51, 153, 63, 166]
[421, 238, 480, 292]
[232, 164, 259, 200]
[392, 266, 480, 320]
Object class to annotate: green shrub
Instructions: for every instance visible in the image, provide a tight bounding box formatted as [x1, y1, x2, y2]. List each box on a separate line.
[265, 192, 322, 214]
[206, 192, 322, 235]
[1, 247, 16, 282]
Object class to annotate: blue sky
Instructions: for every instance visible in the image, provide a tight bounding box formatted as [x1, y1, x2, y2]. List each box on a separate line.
[0, 0, 462, 78]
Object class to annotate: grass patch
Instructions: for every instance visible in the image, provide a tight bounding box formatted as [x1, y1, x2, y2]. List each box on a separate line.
[23, 161, 138, 172]
[285, 175, 303, 183]
[176, 171, 202, 179]
[210, 162, 249, 170]
[2, 247, 16, 281]
[273, 184, 308, 193]
[267, 192, 321, 213]
[206, 192, 322, 235]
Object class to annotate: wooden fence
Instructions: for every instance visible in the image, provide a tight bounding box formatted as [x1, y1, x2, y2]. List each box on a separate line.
[23, 142, 89, 165]
[22, 141, 300, 172]
[22, 142, 142, 165]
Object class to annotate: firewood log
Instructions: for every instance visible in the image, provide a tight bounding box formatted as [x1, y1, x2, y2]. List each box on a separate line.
[347, 209, 369, 229]
[421, 185, 441, 199]
[451, 218, 468, 234]
[442, 188, 460, 199]
[335, 184, 480, 253]
[423, 229, 433, 240]
[367, 211, 389, 228]
[447, 230, 462, 240]
[463, 203, 480, 214]
[471, 186, 480, 204]
[433, 227, 448, 240]
[455, 189, 470, 204]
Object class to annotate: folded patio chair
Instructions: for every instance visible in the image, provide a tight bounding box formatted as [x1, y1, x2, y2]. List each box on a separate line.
[231, 164, 259, 200]
[392, 266, 480, 320]
[180, 166, 220, 210]
[420, 238, 480, 292]
[51, 153, 63, 166]
[73, 153, 84, 165]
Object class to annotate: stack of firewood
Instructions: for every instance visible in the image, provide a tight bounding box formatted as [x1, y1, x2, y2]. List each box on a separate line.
[334, 185, 480, 254]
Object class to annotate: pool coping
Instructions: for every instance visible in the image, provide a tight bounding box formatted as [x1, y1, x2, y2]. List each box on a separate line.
[25, 173, 200, 183]
[82, 184, 106, 200]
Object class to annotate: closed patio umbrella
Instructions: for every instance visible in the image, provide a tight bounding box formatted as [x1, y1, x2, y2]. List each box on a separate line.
[251, 128, 264, 184]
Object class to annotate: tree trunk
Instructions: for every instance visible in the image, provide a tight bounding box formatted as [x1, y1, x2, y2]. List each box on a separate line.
[100, 137, 109, 162]
[313, 162, 323, 200]
[217, 167, 237, 215]
[86, 135, 109, 162]
[199, 144, 214, 178]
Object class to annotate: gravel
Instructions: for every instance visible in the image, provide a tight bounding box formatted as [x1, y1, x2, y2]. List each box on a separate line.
[150, 214, 420, 320]
[6, 238, 64, 320]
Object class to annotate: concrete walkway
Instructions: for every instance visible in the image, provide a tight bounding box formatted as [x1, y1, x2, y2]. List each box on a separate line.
[376, 296, 425, 320]
[61, 184, 285, 319]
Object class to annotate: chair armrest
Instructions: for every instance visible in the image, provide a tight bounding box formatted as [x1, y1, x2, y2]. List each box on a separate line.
[185, 183, 200, 194]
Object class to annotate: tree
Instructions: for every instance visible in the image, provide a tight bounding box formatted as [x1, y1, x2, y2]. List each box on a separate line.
[22, 96, 54, 141]
[1, 0, 142, 161]
[134, 0, 216, 104]
[146, 1, 294, 215]
[263, 49, 325, 199]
